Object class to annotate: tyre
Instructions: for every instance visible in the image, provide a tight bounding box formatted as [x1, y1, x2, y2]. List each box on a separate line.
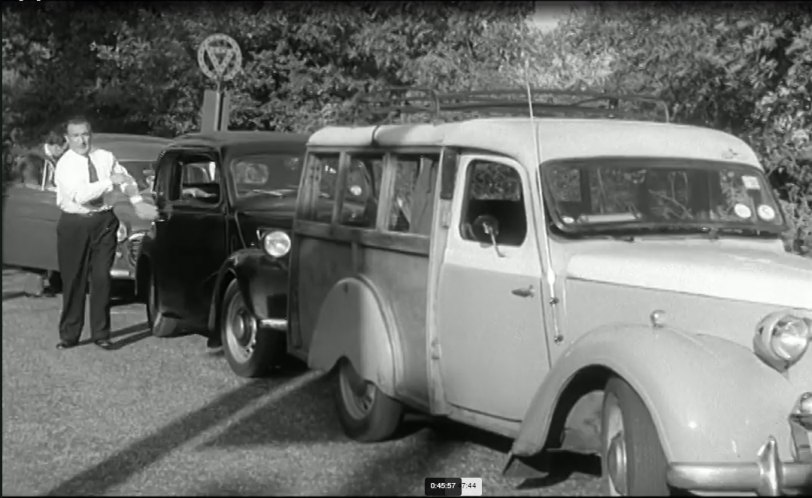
[148, 271, 179, 338]
[221, 280, 283, 377]
[601, 376, 670, 496]
[334, 359, 403, 442]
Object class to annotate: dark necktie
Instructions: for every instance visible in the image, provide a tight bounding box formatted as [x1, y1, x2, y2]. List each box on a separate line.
[87, 156, 104, 208]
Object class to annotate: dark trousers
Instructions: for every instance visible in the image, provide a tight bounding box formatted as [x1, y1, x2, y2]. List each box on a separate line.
[56, 210, 119, 343]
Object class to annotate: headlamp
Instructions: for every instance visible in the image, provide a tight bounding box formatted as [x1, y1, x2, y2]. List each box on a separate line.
[754, 310, 812, 371]
[262, 231, 291, 258]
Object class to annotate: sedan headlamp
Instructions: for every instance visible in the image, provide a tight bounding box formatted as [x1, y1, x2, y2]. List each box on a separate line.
[262, 231, 291, 259]
[754, 310, 812, 371]
[116, 224, 129, 243]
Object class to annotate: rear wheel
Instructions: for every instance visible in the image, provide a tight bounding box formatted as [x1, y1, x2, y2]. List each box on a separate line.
[148, 272, 179, 337]
[334, 359, 403, 442]
[221, 280, 282, 377]
[601, 376, 670, 496]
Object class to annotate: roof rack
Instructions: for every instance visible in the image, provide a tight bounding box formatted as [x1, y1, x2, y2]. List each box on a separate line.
[350, 87, 670, 124]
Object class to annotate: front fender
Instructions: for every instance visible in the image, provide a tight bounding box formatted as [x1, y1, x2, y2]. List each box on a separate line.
[307, 276, 399, 398]
[512, 324, 799, 464]
[207, 248, 288, 332]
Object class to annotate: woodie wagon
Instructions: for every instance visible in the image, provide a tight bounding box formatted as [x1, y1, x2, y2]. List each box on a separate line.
[248, 89, 812, 495]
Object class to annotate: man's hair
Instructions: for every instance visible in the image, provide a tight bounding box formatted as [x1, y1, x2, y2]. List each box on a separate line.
[45, 129, 66, 146]
[64, 115, 92, 132]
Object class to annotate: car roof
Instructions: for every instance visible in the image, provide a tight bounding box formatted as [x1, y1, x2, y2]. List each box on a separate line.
[92, 133, 172, 162]
[308, 118, 763, 170]
[170, 131, 310, 149]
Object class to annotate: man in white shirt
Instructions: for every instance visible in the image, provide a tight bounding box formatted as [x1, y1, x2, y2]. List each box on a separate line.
[53, 116, 157, 350]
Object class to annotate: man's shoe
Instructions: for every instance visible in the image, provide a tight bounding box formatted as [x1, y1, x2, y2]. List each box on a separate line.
[56, 341, 78, 350]
[94, 339, 115, 350]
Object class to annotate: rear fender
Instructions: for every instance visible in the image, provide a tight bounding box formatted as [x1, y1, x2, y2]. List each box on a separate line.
[307, 276, 400, 397]
[511, 324, 796, 464]
[207, 248, 288, 332]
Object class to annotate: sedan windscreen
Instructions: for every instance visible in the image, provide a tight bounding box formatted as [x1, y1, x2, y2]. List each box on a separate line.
[119, 160, 155, 191]
[231, 153, 304, 200]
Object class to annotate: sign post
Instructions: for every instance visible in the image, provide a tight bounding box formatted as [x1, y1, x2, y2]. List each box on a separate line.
[197, 33, 242, 132]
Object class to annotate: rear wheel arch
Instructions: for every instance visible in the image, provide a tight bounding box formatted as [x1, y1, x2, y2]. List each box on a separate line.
[307, 276, 402, 398]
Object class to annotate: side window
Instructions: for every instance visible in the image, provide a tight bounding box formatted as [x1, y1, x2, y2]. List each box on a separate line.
[388, 154, 438, 235]
[339, 154, 383, 228]
[18, 155, 47, 190]
[460, 160, 527, 246]
[168, 153, 221, 205]
[304, 153, 340, 223]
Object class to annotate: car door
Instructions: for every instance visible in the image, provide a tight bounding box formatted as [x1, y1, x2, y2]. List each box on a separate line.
[435, 154, 550, 421]
[2, 163, 60, 272]
[152, 147, 228, 327]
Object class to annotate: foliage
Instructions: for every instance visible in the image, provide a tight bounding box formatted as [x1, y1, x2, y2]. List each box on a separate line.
[524, 1, 812, 255]
[2, 1, 809, 254]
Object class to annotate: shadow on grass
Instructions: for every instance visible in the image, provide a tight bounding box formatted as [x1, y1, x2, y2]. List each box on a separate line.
[514, 450, 602, 489]
[76, 321, 153, 349]
[42, 376, 301, 496]
[2, 290, 27, 301]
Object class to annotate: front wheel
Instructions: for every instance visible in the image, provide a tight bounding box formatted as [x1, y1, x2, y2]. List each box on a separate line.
[221, 280, 282, 378]
[334, 359, 403, 442]
[601, 376, 670, 496]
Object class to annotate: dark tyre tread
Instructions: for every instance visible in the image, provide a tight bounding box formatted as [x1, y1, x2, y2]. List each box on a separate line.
[601, 376, 670, 496]
[334, 359, 404, 442]
[221, 280, 283, 378]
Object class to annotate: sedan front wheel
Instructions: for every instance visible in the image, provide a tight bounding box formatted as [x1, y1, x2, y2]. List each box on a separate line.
[221, 280, 282, 378]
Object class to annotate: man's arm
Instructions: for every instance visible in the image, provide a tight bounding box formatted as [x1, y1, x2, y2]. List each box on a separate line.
[110, 154, 144, 204]
[54, 158, 113, 205]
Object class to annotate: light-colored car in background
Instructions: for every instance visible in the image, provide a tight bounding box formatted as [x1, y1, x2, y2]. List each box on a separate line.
[2, 133, 170, 295]
[254, 89, 812, 495]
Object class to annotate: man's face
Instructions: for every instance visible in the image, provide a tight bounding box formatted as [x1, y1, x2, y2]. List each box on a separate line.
[65, 122, 92, 156]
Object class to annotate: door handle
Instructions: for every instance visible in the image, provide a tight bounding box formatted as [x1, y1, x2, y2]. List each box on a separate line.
[511, 285, 535, 298]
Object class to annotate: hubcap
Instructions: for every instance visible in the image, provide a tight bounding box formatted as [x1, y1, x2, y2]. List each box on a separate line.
[339, 362, 376, 420]
[224, 293, 256, 364]
[604, 394, 628, 496]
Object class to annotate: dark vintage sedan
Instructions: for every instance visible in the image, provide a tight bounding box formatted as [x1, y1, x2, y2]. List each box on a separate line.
[137, 131, 309, 377]
[2, 133, 170, 294]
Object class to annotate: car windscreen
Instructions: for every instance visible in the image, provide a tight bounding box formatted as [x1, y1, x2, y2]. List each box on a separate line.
[541, 157, 787, 236]
[230, 153, 304, 200]
[119, 160, 154, 191]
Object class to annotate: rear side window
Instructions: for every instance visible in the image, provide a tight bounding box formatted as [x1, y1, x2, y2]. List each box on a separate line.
[303, 153, 340, 223]
[388, 154, 438, 236]
[339, 154, 383, 229]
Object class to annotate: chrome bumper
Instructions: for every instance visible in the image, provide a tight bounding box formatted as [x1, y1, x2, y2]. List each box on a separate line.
[259, 318, 287, 331]
[109, 268, 133, 279]
[667, 413, 812, 495]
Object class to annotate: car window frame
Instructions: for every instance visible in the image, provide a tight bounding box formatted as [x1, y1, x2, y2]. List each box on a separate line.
[458, 157, 529, 247]
[165, 147, 224, 211]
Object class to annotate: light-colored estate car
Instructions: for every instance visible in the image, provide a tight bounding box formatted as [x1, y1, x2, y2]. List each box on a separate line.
[252, 89, 812, 495]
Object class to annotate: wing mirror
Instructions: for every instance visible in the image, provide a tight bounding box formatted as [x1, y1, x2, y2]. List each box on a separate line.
[472, 214, 505, 258]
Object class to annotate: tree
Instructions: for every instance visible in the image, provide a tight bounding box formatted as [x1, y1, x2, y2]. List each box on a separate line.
[525, 1, 812, 254]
